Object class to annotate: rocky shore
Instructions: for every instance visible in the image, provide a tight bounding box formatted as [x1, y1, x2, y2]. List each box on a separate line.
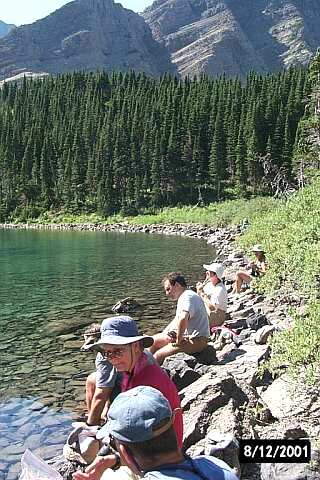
[0, 221, 237, 239]
[1, 221, 320, 479]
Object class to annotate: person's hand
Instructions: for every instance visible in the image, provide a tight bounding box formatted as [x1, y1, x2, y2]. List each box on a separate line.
[167, 331, 177, 343]
[175, 334, 188, 345]
[72, 455, 118, 480]
[196, 281, 204, 294]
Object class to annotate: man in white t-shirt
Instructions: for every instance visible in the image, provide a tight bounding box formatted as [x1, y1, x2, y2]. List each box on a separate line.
[196, 263, 228, 327]
[149, 272, 210, 365]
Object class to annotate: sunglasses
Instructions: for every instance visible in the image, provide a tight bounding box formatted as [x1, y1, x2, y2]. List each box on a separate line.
[100, 346, 128, 360]
[164, 281, 175, 292]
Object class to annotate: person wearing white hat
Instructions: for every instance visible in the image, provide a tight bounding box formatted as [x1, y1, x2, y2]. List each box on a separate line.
[196, 262, 228, 327]
[232, 245, 267, 294]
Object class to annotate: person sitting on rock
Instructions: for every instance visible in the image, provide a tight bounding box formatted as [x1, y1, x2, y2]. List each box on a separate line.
[93, 385, 239, 480]
[82, 323, 119, 427]
[73, 316, 184, 480]
[232, 245, 267, 294]
[149, 272, 210, 365]
[196, 262, 228, 328]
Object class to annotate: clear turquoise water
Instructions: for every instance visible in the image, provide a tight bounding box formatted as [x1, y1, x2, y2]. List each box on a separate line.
[0, 228, 214, 478]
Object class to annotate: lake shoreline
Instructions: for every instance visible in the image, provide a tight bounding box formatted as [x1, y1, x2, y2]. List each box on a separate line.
[0, 221, 240, 240]
[2, 221, 319, 480]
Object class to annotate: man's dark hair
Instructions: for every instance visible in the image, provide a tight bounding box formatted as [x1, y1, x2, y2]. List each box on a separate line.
[162, 272, 187, 288]
[125, 424, 178, 459]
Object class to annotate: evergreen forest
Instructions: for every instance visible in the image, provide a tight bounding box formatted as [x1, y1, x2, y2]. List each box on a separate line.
[0, 67, 311, 220]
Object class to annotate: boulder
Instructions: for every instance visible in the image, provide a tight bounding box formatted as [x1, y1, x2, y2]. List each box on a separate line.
[180, 372, 248, 449]
[261, 447, 320, 480]
[163, 347, 217, 390]
[261, 375, 316, 420]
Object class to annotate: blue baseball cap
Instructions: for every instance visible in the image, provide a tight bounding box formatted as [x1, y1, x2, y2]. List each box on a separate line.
[96, 386, 173, 443]
[89, 316, 154, 350]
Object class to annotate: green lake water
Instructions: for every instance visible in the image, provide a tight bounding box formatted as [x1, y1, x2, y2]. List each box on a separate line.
[0, 228, 215, 479]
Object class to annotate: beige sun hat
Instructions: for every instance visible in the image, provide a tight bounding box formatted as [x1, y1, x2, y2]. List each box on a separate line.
[251, 244, 264, 252]
[63, 425, 100, 465]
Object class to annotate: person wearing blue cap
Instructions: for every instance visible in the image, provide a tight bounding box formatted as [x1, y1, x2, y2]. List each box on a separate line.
[95, 386, 239, 480]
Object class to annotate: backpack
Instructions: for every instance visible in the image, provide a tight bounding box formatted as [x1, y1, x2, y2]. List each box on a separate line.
[246, 312, 269, 331]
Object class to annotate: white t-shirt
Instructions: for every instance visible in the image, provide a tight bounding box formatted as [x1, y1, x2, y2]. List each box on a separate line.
[175, 289, 210, 337]
[204, 281, 228, 312]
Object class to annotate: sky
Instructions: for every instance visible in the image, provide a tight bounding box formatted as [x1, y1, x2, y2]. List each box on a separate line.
[1, 0, 153, 26]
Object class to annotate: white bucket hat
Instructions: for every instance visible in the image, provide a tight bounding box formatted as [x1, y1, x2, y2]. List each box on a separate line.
[202, 262, 225, 279]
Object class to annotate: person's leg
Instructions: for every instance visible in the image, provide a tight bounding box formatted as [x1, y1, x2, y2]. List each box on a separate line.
[86, 372, 96, 412]
[154, 337, 208, 365]
[233, 271, 252, 293]
[209, 309, 226, 327]
[149, 332, 171, 354]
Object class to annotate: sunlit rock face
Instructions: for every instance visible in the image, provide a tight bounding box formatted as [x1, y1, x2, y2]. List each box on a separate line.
[0, 0, 174, 80]
[143, 0, 320, 78]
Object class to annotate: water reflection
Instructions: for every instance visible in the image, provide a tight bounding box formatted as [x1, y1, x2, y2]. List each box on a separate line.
[0, 397, 74, 479]
[0, 229, 215, 478]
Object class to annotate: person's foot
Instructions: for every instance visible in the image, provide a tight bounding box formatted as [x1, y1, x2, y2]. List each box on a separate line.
[74, 412, 88, 422]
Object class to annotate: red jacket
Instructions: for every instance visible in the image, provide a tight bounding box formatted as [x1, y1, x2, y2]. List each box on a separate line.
[121, 353, 183, 447]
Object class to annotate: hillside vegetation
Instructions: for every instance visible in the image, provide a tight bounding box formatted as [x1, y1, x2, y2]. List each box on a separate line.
[240, 53, 320, 379]
[239, 176, 320, 378]
[0, 67, 309, 221]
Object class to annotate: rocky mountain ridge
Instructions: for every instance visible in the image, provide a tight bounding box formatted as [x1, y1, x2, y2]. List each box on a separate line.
[0, 0, 319, 80]
[0, 20, 15, 39]
[0, 0, 173, 80]
[143, 0, 320, 78]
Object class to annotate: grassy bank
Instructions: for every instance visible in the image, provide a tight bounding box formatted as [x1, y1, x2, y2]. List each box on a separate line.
[238, 176, 320, 380]
[26, 195, 279, 227]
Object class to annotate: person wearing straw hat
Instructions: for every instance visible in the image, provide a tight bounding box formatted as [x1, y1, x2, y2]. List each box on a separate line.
[232, 245, 267, 294]
[196, 262, 228, 327]
[92, 386, 238, 480]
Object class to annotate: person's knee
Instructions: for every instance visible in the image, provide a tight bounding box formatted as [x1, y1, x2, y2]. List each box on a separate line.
[86, 372, 96, 391]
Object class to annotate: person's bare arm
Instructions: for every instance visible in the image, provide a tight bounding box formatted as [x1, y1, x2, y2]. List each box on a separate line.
[87, 387, 112, 425]
[176, 310, 189, 344]
[196, 282, 216, 312]
[259, 260, 267, 274]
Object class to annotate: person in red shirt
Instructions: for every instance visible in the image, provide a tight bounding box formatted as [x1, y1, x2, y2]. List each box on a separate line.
[73, 316, 183, 480]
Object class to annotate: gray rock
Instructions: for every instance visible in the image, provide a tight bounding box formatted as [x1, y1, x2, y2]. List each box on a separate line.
[163, 348, 217, 390]
[261, 375, 316, 420]
[261, 448, 320, 480]
[180, 372, 247, 449]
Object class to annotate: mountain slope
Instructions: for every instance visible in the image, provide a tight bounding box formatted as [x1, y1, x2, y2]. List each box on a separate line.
[143, 0, 320, 78]
[0, 0, 174, 79]
[0, 20, 15, 38]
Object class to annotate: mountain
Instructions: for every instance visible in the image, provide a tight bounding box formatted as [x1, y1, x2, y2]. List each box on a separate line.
[0, 20, 15, 38]
[0, 0, 174, 80]
[142, 0, 320, 78]
[0, 0, 319, 81]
